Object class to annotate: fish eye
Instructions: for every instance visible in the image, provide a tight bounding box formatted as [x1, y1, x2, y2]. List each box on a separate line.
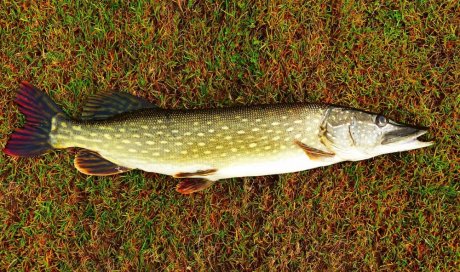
[375, 115, 387, 127]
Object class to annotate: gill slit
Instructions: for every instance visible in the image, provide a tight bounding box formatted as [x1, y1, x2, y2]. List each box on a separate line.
[319, 108, 336, 153]
[348, 116, 356, 146]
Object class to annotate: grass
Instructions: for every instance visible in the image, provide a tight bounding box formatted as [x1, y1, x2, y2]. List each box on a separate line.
[0, 0, 458, 270]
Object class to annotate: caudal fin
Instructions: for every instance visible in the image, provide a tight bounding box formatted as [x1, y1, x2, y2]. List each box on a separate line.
[4, 81, 65, 157]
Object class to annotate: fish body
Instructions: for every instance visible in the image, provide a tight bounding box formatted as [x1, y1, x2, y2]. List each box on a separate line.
[4, 82, 433, 193]
[51, 104, 337, 180]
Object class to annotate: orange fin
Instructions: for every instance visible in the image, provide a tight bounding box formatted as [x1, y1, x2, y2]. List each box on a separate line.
[294, 140, 335, 159]
[74, 149, 131, 176]
[174, 169, 217, 178]
[176, 179, 216, 194]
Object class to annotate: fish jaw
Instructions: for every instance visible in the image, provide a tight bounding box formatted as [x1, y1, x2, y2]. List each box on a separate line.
[378, 129, 434, 154]
[347, 128, 434, 161]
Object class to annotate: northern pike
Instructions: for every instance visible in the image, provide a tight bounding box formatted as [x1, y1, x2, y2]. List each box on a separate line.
[4, 82, 433, 193]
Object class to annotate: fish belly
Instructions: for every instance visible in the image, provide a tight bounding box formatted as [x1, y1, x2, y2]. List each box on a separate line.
[99, 148, 343, 181]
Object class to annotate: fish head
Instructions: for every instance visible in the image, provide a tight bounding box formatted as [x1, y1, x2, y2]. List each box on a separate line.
[322, 107, 433, 161]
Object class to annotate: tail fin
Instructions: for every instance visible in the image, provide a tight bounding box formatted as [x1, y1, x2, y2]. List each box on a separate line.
[4, 81, 65, 157]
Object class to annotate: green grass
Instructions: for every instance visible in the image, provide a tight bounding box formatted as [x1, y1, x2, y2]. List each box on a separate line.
[0, 0, 458, 270]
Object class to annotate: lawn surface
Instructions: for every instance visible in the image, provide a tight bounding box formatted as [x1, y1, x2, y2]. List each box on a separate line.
[0, 0, 458, 270]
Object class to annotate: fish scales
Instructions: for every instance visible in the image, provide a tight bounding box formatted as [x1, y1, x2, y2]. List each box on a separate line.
[4, 82, 432, 194]
[51, 104, 328, 167]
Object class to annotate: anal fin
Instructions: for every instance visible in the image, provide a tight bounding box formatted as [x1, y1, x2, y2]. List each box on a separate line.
[294, 140, 335, 160]
[74, 149, 131, 176]
[176, 179, 216, 194]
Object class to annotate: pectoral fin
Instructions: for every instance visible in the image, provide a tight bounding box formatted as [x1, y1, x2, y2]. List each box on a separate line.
[74, 149, 131, 176]
[294, 140, 335, 160]
[176, 179, 216, 194]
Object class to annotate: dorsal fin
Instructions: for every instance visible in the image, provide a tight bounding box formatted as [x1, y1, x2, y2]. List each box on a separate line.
[81, 91, 156, 120]
[74, 149, 131, 176]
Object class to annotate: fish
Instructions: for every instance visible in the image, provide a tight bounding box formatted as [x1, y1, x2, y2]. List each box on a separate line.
[4, 81, 433, 194]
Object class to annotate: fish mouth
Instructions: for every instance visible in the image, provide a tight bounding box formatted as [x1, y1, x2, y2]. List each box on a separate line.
[382, 125, 433, 147]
